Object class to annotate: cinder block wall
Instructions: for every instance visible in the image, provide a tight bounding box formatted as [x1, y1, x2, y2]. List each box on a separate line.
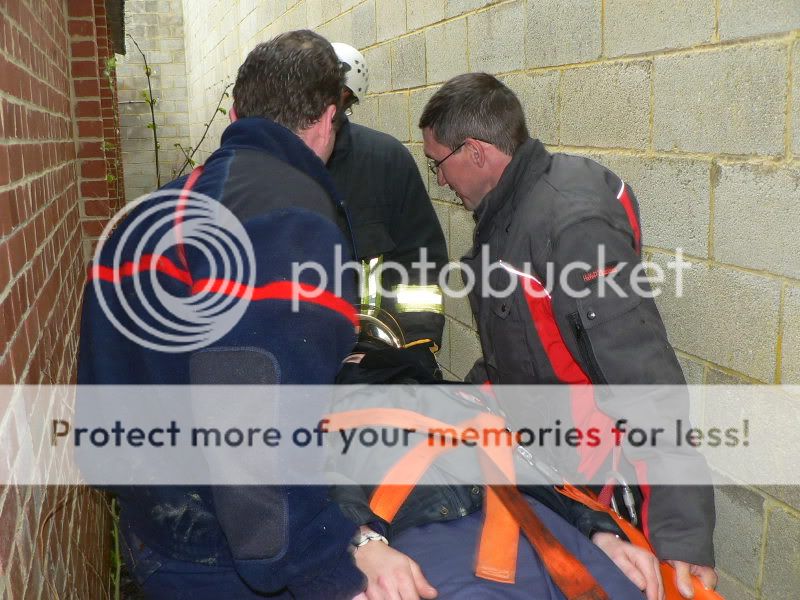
[178, 2, 800, 598]
[116, 0, 191, 201]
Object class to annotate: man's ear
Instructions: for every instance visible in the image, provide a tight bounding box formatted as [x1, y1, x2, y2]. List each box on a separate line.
[322, 103, 337, 135]
[467, 138, 486, 168]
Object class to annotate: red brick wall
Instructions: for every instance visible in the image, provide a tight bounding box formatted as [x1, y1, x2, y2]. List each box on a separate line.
[0, 0, 122, 597]
[72, 0, 125, 257]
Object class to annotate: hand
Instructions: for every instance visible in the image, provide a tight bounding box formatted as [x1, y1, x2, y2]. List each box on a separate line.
[353, 539, 438, 600]
[666, 560, 718, 599]
[592, 532, 664, 600]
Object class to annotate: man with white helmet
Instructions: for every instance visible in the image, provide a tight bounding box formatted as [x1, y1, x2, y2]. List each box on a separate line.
[331, 43, 369, 99]
[328, 43, 448, 376]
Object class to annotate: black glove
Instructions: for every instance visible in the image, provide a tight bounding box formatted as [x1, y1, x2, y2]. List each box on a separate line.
[399, 340, 442, 381]
[336, 342, 441, 385]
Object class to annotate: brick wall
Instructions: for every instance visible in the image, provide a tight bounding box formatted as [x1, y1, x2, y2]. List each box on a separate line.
[0, 0, 122, 597]
[72, 0, 126, 262]
[175, 1, 800, 597]
[116, 0, 191, 201]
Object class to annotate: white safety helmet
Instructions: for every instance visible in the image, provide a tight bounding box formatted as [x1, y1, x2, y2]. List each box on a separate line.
[332, 42, 369, 100]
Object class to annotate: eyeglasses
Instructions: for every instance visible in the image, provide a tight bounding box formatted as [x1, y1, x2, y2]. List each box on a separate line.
[427, 141, 466, 176]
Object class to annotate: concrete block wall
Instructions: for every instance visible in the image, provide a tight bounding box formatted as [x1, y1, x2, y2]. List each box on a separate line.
[171, 2, 800, 597]
[116, 0, 192, 200]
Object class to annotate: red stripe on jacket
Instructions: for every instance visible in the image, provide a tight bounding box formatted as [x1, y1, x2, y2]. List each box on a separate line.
[617, 183, 641, 254]
[89, 257, 357, 326]
[89, 254, 193, 285]
[499, 262, 615, 479]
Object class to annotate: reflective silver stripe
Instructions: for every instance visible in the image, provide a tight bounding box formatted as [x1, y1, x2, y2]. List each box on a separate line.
[360, 256, 382, 309]
[393, 284, 444, 314]
[498, 260, 551, 299]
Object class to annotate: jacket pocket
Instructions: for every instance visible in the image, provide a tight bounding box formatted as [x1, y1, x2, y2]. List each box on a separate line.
[575, 284, 642, 331]
[489, 294, 539, 382]
[570, 291, 644, 384]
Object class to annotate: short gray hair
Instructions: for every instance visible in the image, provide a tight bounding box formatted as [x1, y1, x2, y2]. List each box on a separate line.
[418, 73, 528, 155]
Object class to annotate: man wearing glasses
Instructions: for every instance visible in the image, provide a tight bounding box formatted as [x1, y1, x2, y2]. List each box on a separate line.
[417, 73, 717, 598]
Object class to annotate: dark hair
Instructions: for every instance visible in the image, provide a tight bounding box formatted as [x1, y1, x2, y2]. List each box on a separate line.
[233, 30, 344, 132]
[419, 73, 529, 155]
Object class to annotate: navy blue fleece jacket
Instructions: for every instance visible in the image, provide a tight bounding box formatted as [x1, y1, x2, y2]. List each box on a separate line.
[78, 117, 365, 598]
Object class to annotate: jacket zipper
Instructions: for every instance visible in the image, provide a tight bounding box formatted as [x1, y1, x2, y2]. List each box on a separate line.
[568, 312, 608, 384]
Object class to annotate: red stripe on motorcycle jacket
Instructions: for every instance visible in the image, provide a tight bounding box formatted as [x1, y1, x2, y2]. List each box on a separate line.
[613, 181, 653, 536]
[617, 182, 641, 255]
[499, 261, 614, 479]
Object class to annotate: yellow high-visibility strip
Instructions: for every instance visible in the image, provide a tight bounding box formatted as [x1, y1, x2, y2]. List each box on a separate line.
[394, 284, 444, 314]
[360, 256, 383, 309]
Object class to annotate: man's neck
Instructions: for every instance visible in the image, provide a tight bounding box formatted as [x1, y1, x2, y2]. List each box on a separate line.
[480, 152, 514, 200]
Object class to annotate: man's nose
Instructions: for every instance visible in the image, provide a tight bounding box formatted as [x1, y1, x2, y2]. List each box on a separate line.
[437, 168, 446, 186]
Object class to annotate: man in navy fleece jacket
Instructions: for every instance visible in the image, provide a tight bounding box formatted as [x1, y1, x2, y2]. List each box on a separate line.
[78, 31, 366, 599]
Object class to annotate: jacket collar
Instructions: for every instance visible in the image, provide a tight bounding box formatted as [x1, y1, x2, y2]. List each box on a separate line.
[331, 116, 353, 161]
[218, 116, 343, 209]
[474, 138, 551, 233]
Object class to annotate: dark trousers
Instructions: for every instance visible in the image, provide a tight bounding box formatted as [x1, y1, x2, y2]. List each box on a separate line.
[122, 533, 291, 600]
[392, 499, 646, 599]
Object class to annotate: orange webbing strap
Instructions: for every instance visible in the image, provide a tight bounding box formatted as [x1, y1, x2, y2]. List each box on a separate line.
[368, 437, 452, 522]
[479, 457, 610, 600]
[556, 485, 725, 600]
[326, 407, 461, 435]
[326, 408, 477, 522]
[474, 431, 520, 583]
[325, 409, 610, 598]
[325, 409, 521, 582]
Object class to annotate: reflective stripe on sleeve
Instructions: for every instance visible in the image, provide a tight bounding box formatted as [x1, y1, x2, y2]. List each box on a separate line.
[393, 284, 444, 314]
[360, 256, 383, 309]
